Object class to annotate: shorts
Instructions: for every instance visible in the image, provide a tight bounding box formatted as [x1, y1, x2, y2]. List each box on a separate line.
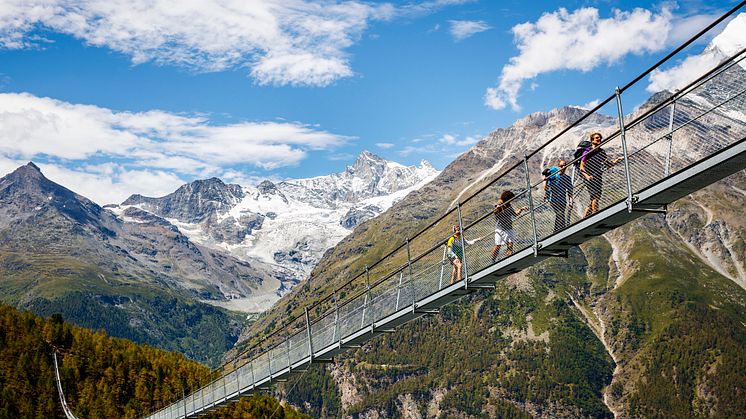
[586, 176, 603, 200]
[494, 228, 516, 246]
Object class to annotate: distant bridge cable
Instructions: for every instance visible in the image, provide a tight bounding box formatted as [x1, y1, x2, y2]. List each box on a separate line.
[53, 351, 78, 419]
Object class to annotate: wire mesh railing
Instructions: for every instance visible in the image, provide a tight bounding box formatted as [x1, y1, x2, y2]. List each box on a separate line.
[146, 5, 746, 419]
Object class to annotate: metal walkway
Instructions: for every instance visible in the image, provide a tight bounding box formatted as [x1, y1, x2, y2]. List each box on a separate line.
[145, 7, 746, 419]
[53, 351, 78, 419]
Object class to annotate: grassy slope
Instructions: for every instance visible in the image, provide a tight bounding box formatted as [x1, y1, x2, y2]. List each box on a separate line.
[236, 135, 746, 416]
[601, 212, 746, 417]
[0, 251, 244, 367]
[274, 180, 746, 418]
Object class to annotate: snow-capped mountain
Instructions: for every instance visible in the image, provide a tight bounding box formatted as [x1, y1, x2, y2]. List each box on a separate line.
[114, 151, 439, 312]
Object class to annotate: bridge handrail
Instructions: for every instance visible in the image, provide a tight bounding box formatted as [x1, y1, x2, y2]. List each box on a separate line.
[146, 2, 746, 417]
[227, 2, 746, 369]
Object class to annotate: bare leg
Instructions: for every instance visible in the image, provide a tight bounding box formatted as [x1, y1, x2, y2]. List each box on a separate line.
[590, 197, 599, 215]
[491, 245, 501, 262]
[451, 259, 462, 284]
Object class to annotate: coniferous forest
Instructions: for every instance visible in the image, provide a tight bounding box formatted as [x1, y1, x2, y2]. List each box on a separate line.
[0, 304, 308, 419]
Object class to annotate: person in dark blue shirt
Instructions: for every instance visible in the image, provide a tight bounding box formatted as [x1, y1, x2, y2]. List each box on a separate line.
[545, 159, 573, 233]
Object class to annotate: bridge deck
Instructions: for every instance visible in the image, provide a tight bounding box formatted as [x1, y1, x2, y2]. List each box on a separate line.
[145, 24, 746, 419]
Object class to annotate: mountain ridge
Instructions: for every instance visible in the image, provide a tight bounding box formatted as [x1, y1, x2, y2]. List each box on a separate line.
[0, 163, 289, 364]
[115, 151, 439, 312]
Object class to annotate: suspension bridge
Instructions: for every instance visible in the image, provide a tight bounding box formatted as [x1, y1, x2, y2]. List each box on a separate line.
[144, 6, 746, 419]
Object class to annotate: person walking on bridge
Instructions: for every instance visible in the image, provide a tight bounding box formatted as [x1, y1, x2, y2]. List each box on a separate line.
[579, 133, 623, 217]
[491, 190, 528, 262]
[447, 225, 482, 285]
[545, 159, 573, 233]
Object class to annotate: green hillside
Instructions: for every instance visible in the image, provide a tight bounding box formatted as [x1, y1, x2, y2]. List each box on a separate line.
[240, 145, 746, 418]
[0, 304, 307, 419]
[0, 250, 244, 367]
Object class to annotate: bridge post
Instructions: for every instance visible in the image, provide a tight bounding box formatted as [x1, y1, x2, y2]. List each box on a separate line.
[395, 271, 403, 309]
[222, 375, 227, 403]
[189, 389, 197, 413]
[615, 87, 635, 212]
[234, 360, 240, 395]
[456, 202, 469, 288]
[268, 349, 272, 383]
[407, 239, 416, 312]
[665, 97, 677, 177]
[286, 336, 291, 371]
[191, 386, 196, 417]
[438, 245, 447, 290]
[523, 155, 539, 256]
[250, 360, 255, 389]
[333, 291, 341, 348]
[305, 308, 314, 363]
[361, 265, 370, 328]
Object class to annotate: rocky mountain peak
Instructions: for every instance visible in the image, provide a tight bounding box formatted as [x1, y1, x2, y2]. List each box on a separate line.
[178, 177, 243, 199]
[5, 161, 44, 183]
[348, 150, 387, 176]
[257, 180, 279, 194]
[0, 162, 103, 230]
[256, 180, 288, 203]
[513, 106, 591, 131]
[21, 161, 41, 173]
[420, 160, 434, 170]
[121, 176, 244, 224]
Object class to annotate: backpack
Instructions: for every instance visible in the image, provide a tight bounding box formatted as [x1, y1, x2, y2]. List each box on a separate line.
[573, 140, 592, 167]
[542, 166, 559, 190]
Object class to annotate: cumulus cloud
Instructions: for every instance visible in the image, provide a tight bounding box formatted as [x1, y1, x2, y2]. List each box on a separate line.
[448, 19, 490, 41]
[0, 0, 471, 87]
[0, 0, 386, 86]
[486, 7, 673, 111]
[648, 13, 746, 93]
[0, 92, 349, 203]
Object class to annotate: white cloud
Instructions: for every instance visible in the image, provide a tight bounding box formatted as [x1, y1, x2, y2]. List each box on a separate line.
[0, 92, 349, 203]
[399, 132, 481, 156]
[448, 19, 490, 41]
[667, 13, 723, 46]
[375, 142, 395, 149]
[40, 163, 186, 205]
[0, 0, 387, 86]
[438, 133, 480, 146]
[572, 99, 600, 110]
[647, 13, 746, 93]
[646, 52, 719, 93]
[0, 0, 468, 87]
[485, 7, 672, 111]
[327, 152, 355, 161]
[400, 0, 475, 17]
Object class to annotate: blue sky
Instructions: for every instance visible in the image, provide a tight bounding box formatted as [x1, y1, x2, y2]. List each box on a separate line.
[0, 0, 741, 203]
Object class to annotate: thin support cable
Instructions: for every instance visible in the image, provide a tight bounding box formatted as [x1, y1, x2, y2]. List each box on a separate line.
[53, 351, 78, 419]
